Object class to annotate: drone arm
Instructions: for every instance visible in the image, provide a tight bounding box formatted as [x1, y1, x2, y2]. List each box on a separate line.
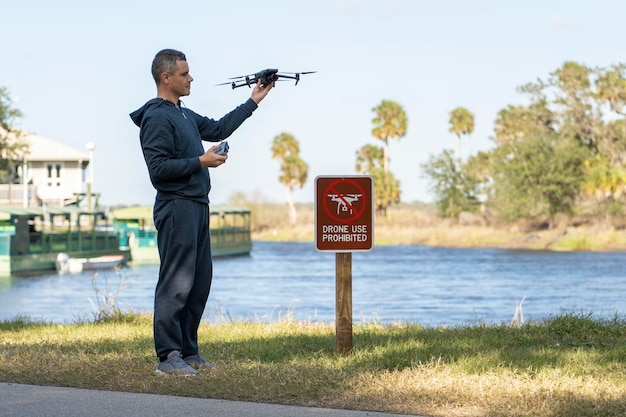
[275, 73, 302, 85]
[231, 76, 260, 89]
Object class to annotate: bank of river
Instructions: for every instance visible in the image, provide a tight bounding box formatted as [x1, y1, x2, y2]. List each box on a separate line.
[254, 220, 626, 252]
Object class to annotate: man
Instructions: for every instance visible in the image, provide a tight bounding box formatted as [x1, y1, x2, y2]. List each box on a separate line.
[130, 49, 272, 376]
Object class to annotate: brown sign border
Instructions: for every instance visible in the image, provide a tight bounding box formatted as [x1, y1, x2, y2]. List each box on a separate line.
[315, 175, 373, 252]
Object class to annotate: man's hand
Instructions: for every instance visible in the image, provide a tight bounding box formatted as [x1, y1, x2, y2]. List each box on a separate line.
[251, 79, 273, 104]
[199, 146, 228, 168]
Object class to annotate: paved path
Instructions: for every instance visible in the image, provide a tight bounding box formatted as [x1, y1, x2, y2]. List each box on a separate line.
[0, 382, 424, 417]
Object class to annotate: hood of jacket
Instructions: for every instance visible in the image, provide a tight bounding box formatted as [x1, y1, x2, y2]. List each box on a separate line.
[129, 98, 173, 127]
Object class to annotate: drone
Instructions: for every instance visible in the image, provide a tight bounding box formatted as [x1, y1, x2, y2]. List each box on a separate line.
[216, 68, 316, 89]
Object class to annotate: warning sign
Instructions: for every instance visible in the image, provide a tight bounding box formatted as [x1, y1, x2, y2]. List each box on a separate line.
[315, 175, 373, 252]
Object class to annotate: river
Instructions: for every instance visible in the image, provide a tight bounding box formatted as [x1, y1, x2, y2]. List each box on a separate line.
[0, 241, 624, 326]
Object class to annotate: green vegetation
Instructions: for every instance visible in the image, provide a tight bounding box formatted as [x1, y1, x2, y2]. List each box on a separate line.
[448, 106, 475, 169]
[371, 99, 408, 174]
[422, 61, 626, 228]
[1, 312, 625, 417]
[356, 143, 401, 218]
[0, 86, 29, 183]
[357, 99, 406, 217]
[421, 149, 480, 218]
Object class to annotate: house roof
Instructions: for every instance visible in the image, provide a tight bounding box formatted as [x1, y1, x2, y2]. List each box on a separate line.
[24, 134, 89, 162]
[0, 127, 89, 162]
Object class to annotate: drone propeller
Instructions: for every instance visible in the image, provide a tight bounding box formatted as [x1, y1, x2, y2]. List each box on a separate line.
[227, 74, 253, 80]
[281, 71, 317, 75]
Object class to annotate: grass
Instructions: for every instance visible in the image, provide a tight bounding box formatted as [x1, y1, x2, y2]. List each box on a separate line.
[552, 228, 626, 251]
[2, 312, 626, 417]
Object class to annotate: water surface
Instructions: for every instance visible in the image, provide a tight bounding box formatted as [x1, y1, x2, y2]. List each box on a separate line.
[0, 241, 624, 326]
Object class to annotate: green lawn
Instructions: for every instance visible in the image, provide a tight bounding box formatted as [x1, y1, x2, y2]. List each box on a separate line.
[1, 312, 625, 417]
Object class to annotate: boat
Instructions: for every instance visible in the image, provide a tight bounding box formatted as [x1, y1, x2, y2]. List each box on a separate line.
[112, 205, 253, 264]
[0, 207, 131, 275]
[55, 253, 126, 274]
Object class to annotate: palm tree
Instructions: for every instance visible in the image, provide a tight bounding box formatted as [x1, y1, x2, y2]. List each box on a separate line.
[448, 107, 475, 167]
[355, 144, 400, 217]
[271, 132, 308, 226]
[371, 100, 408, 172]
[355, 144, 384, 174]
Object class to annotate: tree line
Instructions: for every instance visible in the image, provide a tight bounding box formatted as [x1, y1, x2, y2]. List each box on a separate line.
[0, 87, 28, 184]
[5, 61, 626, 229]
[353, 61, 626, 228]
[423, 61, 626, 228]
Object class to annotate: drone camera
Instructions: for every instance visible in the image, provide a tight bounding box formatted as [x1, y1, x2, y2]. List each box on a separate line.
[261, 72, 279, 85]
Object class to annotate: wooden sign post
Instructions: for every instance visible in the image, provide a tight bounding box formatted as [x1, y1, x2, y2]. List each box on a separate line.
[335, 252, 352, 352]
[315, 176, 373, 353]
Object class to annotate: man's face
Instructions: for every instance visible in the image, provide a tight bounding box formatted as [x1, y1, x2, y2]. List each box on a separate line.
[166, 59, 193, 97]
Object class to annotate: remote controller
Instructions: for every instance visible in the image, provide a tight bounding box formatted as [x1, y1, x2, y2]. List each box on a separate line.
[214, 141, 229, 156]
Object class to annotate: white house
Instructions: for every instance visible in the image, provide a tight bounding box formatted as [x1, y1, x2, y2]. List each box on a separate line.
[0, 131, 93, 207]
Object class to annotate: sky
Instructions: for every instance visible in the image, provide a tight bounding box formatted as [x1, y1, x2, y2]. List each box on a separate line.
[2, 0, 625, 207]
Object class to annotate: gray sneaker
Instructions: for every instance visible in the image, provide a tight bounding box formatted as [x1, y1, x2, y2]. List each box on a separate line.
[156, 351, 199, 376]
[183, 354, 220, 370]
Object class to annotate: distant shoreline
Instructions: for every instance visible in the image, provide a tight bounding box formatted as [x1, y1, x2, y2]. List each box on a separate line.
[372, 224, 626, 252]
[247, 204, 626, 252]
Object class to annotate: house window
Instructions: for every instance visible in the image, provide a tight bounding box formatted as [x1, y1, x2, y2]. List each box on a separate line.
[46, 163, 62, 187]
[12, 164, 20, 183]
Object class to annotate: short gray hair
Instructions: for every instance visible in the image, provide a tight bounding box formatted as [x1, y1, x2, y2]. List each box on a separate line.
[151, 49, 186, 85]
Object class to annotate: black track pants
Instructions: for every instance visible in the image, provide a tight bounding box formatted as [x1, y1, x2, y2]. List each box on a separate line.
[152, 198, 213, 359]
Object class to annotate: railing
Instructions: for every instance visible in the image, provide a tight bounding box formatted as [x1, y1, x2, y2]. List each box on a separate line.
[26, 231, 120, 255]
[211, 227, 251, 245]
[122, 227, 250, 248]
[0, 184, 33, 205]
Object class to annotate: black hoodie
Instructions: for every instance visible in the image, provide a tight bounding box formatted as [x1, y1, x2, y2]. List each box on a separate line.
[130, 98, 257, 203]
